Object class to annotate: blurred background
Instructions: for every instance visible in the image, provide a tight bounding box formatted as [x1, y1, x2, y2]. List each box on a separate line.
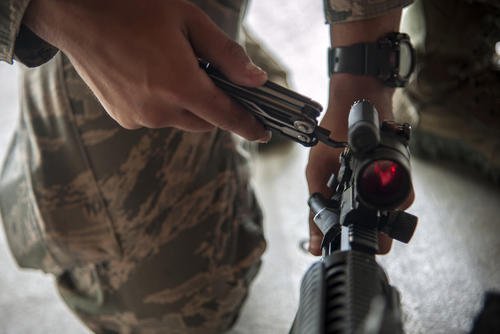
[0, 1, 499, 333]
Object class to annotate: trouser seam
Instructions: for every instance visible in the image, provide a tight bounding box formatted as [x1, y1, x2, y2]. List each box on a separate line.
[56, 53, 124, 260]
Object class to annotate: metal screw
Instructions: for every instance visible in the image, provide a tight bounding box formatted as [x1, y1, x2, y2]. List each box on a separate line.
[294, 121, 314, 134]
[297, 134, 309, 143]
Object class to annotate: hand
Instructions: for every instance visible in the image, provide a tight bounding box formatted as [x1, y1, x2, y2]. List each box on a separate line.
[305, 7, 411, 256]
[23, 0, 271, 141]
[305, 75, 414, 256]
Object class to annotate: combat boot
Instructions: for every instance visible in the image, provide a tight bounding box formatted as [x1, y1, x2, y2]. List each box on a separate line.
[394, 0, 500, 182]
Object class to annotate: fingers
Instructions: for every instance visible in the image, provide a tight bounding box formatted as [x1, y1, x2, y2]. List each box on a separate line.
[186, 5, 267, 87]
[137, 108, 215, 132]
[108, 31, 269, 140]
[187, 80, 270, 141]
[98, 91, 215, 132]
[171, 110, 215, 132]
[308, 212, 323, 256]
[309, 215, 394, 256]
[306, 143, 343, 256]
[306, 141, 412, 256]
[159, 37, 268, 141]
[378, 233, 393, 254]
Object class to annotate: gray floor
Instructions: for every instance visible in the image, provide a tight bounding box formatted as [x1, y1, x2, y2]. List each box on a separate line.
[1, 1, 499, 333]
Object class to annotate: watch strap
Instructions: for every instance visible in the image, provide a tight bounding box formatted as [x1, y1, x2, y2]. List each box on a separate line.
[328, 43, 382, 77]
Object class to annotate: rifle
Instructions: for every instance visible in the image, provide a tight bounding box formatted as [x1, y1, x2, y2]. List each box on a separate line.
[199, 60, 418, 333]
[291, 100, 418, 334]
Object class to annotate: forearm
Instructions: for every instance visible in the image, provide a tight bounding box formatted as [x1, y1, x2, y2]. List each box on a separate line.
[306, 6, 406, 255]
[326, 8, 403, 140]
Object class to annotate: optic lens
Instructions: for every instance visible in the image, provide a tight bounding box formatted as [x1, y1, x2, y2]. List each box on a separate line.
[358, 159, 410, 209]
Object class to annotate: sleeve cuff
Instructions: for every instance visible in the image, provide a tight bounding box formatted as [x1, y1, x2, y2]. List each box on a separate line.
[0, 0, 32, 64]
[324, 0, 414, 24]
[14, 24, 58, 67]
[0, 0, 58, 67]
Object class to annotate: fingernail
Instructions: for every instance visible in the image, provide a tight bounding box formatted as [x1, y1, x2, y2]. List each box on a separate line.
[258, 131, 272, 143]
[246, 61, 267, 78]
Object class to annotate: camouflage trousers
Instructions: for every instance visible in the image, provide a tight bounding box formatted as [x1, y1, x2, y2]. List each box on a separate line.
[0, 1, 270, 333]
[395, 0, 500, 182]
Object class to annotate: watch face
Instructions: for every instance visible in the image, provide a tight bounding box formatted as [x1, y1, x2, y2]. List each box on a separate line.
[398, 42, 413, 78]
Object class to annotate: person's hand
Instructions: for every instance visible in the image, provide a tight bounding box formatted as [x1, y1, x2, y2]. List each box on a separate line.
[306, 74, 402, 255]
[23, 0, 271, 142]
[305, 7, 414, 256]
[306, 75, 415, 256]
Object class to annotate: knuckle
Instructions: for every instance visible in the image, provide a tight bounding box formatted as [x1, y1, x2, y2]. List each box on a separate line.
[146, 80, 182, 106]
[193, 123, 216, 132]
[166, 90, 184, 107]
[169, 81, 201, 106]
[222, 108, 248, 132]
[185, 1, 204, 19]
[185, 2, 213, 29]
[178, 110, 215, 132]
[245, 129, 264, 141]
[220, 113, 243, 132]
[135, 109, 171, 129]
[201, 88, 226, 113]
[118, 120, 140, 130]
[223, 39, 247, 60]
[204, 88, 221, 105]
[110, 111, 140, 130]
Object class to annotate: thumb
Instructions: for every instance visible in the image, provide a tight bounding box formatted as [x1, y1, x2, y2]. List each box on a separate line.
[186, 6, 267, 86]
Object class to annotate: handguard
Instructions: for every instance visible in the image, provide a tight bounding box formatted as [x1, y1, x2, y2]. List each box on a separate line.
[291, 251, 404, 334]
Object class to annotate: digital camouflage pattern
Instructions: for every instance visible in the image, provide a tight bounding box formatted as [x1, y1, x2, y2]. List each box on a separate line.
[0, 0, 273, 332]
[0, 0, 31, 63]
[323, 0, 413, 24]
[1, 49, 266, 332]
[2, 0, 498, 332]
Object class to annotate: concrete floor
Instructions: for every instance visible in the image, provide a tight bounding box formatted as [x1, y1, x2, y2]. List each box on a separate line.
[1, 1, 500, 333]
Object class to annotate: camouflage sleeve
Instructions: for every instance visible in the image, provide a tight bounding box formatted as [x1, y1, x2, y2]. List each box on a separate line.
[0, 0, 58, 66]
[14, 24, 58, 67]
[0, 0, 31, 64]
[324, 0, 414, 24]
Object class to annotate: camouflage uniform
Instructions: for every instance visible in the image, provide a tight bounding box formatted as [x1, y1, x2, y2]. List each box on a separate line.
[394, 0, 500, 183]
[1, 1, 266, 333]
[0, 1, 411, 333]
[323, 0, 413, 23]
[326, 0, 500, 183]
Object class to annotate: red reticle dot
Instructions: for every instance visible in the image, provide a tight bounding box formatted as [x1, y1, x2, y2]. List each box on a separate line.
[359, 160, 407, 207]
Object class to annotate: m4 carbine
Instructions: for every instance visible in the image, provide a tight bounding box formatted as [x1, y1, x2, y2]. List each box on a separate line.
[200, 63, 417, 333]
[291, 100, 418, 334]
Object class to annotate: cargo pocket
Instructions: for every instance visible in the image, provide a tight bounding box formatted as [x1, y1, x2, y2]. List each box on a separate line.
[0, 53, 122, 273]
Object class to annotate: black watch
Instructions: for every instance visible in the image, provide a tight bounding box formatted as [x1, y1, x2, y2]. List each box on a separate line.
[328, 32, 415, 87]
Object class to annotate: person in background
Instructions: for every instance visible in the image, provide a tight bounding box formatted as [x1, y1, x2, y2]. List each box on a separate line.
[308, 0, 500, 255]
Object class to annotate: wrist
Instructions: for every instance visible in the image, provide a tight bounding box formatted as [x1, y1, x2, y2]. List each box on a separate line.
[325, 9, 402, 132]
[330, 8, 402, 46]
[23, 0, 48, 35]
[327, 75, 394, 134]
[23, 0, 64, 47]
[23, 0, 102, 52]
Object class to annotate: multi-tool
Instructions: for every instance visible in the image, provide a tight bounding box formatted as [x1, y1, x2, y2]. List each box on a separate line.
[199, 59, 346, 148]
